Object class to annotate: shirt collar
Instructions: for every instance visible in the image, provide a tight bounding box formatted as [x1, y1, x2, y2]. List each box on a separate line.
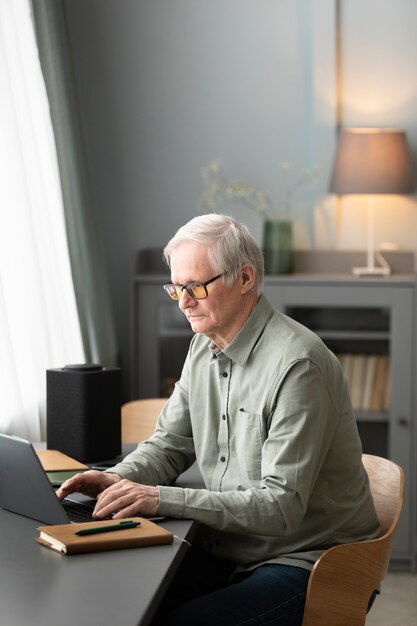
[211, 294, 274, 367]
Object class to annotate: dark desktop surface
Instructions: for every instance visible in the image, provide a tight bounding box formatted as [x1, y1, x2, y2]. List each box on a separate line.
[1, 445, 202, 626]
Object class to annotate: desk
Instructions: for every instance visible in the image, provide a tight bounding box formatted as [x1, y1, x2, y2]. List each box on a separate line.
[0, 458, 202, 626]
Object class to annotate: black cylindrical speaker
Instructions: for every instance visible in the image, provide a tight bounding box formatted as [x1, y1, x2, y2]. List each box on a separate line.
[46, 364, 121, 462]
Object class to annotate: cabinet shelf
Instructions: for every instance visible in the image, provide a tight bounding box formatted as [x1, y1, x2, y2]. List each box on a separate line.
[355, 411, 389, 423]
[262, 273, 415, 570]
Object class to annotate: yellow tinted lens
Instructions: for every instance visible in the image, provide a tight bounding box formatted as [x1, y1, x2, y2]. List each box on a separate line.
[187, 283, 207, 299]
[165, 285, 181, 300]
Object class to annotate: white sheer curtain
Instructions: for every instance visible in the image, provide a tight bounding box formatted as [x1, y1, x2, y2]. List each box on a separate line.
[0, 0, 85, 441]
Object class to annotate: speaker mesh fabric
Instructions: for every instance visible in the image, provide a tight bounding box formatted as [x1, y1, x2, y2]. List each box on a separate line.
[46, 365, 121, 462]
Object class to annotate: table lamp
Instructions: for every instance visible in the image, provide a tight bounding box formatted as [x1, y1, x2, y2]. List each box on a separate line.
[329, 128, 415, 276]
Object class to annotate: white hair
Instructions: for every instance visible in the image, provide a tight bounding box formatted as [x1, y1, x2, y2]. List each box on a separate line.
[163, 214, 264, 294]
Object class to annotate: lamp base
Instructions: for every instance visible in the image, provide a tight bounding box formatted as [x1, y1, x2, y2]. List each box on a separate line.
[352, 266, 391, 277]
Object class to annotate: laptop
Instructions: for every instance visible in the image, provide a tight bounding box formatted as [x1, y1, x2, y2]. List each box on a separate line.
[0, 433, 162, 525]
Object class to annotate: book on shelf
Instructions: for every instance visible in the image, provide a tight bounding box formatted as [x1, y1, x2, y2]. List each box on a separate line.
[370, 355, 389, 413]
[362, 355, 378, 412]
[36, 517, 173, 555]
[337, 354, 354, 390]
[350, 354, 366, 411]
[337, 353, 390, 413]
[382, 358, 391, 413]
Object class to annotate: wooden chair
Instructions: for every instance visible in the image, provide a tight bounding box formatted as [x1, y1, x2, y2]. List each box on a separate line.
[121, 398, 167, 443]
[301, 454, 404, 626]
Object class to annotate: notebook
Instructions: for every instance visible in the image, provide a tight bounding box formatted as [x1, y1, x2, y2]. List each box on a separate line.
[0, 434, 162, 525]
[36, 517, 173, 555]
[35, 448, 88, 472]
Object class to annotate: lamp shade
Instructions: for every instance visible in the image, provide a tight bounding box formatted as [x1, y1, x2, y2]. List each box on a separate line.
[329, 128, 415, 195]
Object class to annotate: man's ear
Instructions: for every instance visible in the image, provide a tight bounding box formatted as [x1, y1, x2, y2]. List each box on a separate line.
[240, 265, 257, 294]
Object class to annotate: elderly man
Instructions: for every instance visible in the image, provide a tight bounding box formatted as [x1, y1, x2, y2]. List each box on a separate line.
[58, 214, 379, 626]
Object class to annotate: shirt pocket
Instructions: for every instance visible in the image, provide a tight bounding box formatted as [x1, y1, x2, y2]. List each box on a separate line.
[233, 410, 263, 480]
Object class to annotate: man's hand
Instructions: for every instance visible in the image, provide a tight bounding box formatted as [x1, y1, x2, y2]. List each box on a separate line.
[56, 470, 122, 501]
[93, 479, 160, 519]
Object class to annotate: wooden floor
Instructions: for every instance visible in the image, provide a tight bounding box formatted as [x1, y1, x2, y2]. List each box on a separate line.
[365, 572, 417, 625]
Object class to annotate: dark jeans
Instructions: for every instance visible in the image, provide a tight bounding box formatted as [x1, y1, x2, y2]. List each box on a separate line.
[151, 550, 310, 626]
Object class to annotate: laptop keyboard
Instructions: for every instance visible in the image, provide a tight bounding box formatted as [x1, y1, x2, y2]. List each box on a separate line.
[62, 498, 112, 523]
[62, 497, 165, 524]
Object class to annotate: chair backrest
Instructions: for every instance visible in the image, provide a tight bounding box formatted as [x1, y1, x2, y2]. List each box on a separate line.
[361, 453, 403, 535]
[121, 398, 167, 443]
[301, 454, 404, 626]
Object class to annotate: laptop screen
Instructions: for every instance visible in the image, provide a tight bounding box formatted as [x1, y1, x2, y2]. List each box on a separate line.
[0, 434, 69, 524]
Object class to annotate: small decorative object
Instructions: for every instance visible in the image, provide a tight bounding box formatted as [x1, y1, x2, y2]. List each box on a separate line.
[199, 160, 318, 274]
[263, 218, 293, 274]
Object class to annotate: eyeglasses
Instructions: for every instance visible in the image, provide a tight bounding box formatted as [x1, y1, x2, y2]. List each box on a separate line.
[163, 273, 224, 300]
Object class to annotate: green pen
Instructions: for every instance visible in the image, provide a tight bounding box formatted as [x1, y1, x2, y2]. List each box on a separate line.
[75, 520, 141, 536]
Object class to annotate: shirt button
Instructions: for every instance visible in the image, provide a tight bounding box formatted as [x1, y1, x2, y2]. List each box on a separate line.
[222, 372, 228, 378]
[222, 414, 226, 420]
[220, 456, 226, 462]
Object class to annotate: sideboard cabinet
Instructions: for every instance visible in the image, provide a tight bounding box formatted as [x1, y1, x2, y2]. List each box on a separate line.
[132, 250, 416, 570]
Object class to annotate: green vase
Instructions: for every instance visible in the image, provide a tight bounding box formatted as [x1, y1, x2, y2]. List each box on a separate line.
[263, 219, 293, 274]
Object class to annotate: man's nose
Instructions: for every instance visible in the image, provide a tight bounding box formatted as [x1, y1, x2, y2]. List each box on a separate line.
[179, 288, 196, 308]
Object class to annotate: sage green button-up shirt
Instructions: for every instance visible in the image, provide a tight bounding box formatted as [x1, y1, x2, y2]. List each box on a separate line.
[112, 295, 379, 571]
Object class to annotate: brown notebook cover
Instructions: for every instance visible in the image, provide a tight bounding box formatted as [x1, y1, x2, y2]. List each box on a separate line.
[36, 449, 88, 472]
[36, 517, 173, 555]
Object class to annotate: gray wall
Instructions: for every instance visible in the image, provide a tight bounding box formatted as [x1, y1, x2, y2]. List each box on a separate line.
[64, 0, 417, 398]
